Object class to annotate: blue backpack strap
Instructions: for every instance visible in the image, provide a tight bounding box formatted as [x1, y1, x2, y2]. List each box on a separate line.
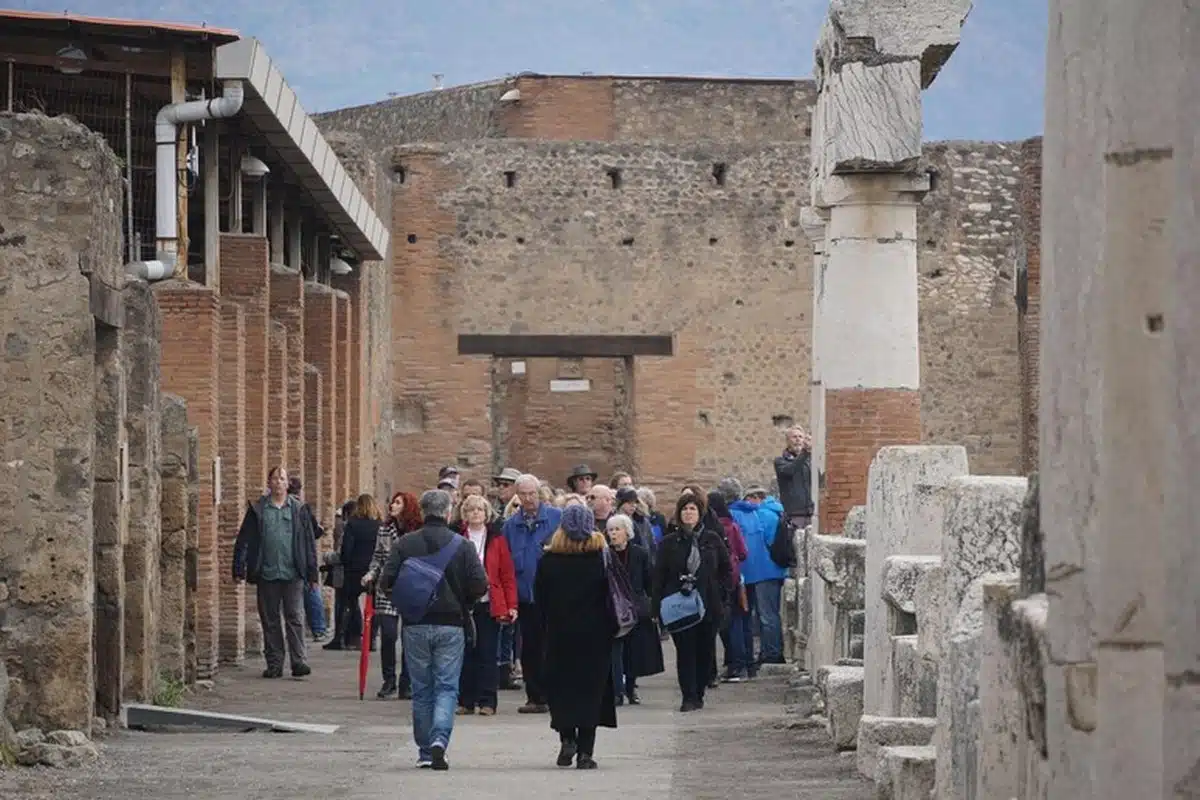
[425, 533, 464, 568]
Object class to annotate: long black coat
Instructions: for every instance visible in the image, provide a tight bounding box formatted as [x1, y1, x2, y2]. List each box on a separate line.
[534, 549, 618, 731]
[612, 543, 664, 678]
[653, 525, 733, 629]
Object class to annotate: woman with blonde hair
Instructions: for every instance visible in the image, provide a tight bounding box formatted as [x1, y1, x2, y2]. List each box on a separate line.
[455, 493, 518, 716]
[534, 504, 617, 769]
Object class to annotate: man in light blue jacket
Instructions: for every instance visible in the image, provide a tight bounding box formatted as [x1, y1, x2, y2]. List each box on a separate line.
[729, 486, 788, 665]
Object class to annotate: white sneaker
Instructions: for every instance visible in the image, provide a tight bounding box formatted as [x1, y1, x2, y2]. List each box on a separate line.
[417, 759, 432, 769]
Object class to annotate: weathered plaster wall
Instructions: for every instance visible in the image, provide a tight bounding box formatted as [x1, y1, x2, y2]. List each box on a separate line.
[0, 112, 124, 731]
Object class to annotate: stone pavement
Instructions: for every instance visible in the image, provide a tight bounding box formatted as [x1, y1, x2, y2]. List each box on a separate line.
[0, 646, 872, 800]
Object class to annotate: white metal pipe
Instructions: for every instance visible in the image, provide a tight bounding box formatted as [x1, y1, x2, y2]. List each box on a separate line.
[125, 260, 172, 281]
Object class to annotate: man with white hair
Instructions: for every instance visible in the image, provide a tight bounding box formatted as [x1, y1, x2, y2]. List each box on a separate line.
[501, 473, 562, 714]
[586, 484, 616, 535]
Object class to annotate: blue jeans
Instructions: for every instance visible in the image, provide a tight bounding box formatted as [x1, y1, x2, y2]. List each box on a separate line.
[752, 579, 784, 662]
[497, 621, 515, 666]
[304, 585, 326, 636]
[403, 624, 466, 760]
[726, 604, 752, 672]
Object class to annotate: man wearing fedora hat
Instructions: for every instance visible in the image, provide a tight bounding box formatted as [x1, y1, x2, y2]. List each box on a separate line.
[565, 464, 598, 495]
[491, 467, 522, 518]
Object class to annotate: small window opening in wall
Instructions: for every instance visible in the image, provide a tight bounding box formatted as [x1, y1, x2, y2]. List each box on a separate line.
[784, 239, 795, 248]
[606, 168, 622, 189]
[392, 165, 406, 183]
[516, 236, 526, 244]
[621, 237, 634, 246]
[709, 237, 719, 246]
[503, 170, 516, 188]
[1146, 313, 1165, 334]
[712, 162, 727, 186]
[407, 234, 417, 244]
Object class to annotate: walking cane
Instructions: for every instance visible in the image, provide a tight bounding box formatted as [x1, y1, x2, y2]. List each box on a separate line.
[358, 593, 374, 701]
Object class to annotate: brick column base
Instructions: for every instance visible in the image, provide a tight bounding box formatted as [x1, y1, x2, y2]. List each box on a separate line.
[821, 387, 921, 533]
[217, 303, 246, 664]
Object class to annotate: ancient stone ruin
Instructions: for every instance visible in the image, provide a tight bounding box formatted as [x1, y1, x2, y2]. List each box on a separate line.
[787, 0, 1200, 798]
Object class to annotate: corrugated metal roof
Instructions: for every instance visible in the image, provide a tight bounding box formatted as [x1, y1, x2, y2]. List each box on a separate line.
[0, 9, 240, 42]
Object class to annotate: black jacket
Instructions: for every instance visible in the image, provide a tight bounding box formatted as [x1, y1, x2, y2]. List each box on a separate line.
[232, 495, 319, 585]
[340, 517, 381, 574]
[774, 450, 814, 517]
[380, 517, 489, 628]
[653, 525, 732, 627]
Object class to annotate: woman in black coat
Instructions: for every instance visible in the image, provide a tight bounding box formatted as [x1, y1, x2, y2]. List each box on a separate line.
[604, 513, 664, 705]
[654, 491, 732, 712]
[534, 504, 617, 770]
[332, 493, 381, 649]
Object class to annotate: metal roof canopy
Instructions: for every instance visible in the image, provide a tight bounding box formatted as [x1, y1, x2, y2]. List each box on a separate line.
[215, 38, 388, 262]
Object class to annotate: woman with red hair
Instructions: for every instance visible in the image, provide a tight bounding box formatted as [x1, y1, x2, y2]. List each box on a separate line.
[363, 491, 422, 699]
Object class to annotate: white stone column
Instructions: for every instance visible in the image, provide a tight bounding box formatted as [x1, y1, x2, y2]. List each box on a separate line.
[807, 0, 971, 536]
[800, 207, 828, 534]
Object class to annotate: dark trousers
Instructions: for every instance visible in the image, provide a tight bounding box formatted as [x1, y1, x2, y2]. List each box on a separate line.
[338, 575, 366, 644]
[611, 638, 636, 697]
[256, 579, 307, 670]
[559, 726, 597, 757]
[518, 602, 546, 704]
[671, 620, 717, 703]
[459, 603, 501, 710]
[378, 614, 410, 688]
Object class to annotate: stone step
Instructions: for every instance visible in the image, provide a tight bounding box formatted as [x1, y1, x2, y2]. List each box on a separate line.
[855, 715, 937, 781]
[849, 608, 865, 635]
[875, 744, 937, 800]
[815, 664, 864, 750]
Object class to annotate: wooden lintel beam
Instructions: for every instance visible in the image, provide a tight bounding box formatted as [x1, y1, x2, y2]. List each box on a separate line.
[0, 34, 213, 81]
[457, 334, 675, 359]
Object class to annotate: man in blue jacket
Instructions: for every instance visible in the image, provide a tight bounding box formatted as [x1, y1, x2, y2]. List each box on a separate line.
[729, 486, 788, 666]
[502, 473, 562, 714]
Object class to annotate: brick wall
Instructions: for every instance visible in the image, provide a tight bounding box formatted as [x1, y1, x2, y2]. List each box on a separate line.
[821, 388, 923, 532]
[332, 273, 363, 495]
[303, 363, 325, 524]
[304, 284, 339, 523]
[269, 265, 306, 482]
[218, 235, 270, 500]
[334, 291, 352, 500]
[268, 320, 288, 470]
[216, 302, 246, 663]
[1017, 137, 1043, 474]
[498, 76, 617, 140]
[154, 283, 221, 678]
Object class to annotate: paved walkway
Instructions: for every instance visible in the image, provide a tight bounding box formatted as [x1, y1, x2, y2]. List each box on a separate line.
[0, 645, 872, 800]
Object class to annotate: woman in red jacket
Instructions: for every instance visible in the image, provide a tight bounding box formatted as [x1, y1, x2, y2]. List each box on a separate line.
[456, 493, 519, 716]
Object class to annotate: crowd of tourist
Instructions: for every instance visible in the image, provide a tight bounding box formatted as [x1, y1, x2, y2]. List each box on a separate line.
[230, 426, 813, 771]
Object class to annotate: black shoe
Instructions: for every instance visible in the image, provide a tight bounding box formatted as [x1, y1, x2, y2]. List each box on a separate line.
[262, 667, 283, 679]
[576, 755, 598, 769]
[397, 685, 412, 700]
[322, 641, 344, 651]
[430, 743, 448, 771]
[345, 637, 362, 650]
[627, 689, 641, 705]
[376, 679, 397, 699]
[291, 662, 311, 678]
[695, 697, 705, 709]
[614, 694, 624, 707]
[679, 699, 697, 712]
[557, 739, 577, 767]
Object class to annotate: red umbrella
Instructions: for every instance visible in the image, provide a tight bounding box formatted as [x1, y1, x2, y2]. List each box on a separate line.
[358, 592, 374, 701]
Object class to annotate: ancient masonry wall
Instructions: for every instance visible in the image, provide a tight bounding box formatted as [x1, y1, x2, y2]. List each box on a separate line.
[320, 77, 1030, 493]
[1016, 137, 1043, 474]
[0, 113, 123, 732]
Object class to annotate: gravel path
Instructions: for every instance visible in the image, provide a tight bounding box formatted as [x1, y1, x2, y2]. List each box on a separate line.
[0, 646, 872, 799]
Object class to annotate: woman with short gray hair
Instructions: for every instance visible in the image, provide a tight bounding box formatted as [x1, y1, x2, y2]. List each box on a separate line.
[605, 514, 663, 705]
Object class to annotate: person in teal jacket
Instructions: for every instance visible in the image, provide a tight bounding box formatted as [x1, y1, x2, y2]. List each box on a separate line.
[728, 487, 787, 665]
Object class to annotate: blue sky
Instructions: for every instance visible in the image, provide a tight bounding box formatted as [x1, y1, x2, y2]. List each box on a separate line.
[14, 0, 1047, 141]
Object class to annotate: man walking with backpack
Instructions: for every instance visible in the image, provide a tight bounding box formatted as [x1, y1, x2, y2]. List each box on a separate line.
[381, 489, 488, 771]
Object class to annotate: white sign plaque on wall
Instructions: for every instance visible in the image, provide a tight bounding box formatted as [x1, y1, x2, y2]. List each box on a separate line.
[549, 379, 591, 393]
[511, 360, 527, 375]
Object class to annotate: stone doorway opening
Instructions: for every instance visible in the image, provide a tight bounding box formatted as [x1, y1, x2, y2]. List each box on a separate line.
[457, 334, 674, 488]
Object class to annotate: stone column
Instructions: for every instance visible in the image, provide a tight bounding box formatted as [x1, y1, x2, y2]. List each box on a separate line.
[807, 0, 972, 536]
[799, 208, 829, 534]
[270, 265, 306, 482]
[158, 395, 190, 682]
[334, 290, 352, 500]
[304, 283, 339, 529]
[216, 303, 246, 664]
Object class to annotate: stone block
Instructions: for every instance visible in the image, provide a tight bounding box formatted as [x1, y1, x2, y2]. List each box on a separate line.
[915, 562, 945, 660]
[865, 445, 969, 717]
[978, 572, 1021, 800]
[877, 745, 937, 800]
[941, 476, 1027, 609]
[843, 504, 867, 539]
[891, 635, 937, 717]
[811, 532, 867, 609]
[934, 576, 986, 800]
[817, 664, 864, 750]
[819, 0, 973, 72]
[882, 554, 940, 615]
[856, 714, 936, 781]
[814, 60, 922, 180]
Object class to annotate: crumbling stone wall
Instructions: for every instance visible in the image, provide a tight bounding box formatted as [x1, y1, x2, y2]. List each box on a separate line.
[121, 280, 162, 702]
[918, 142, 1023, 475]
[1015, 137, 1043, 475]
[158, 394, 189, 683]
[0, 112, 123, 732]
